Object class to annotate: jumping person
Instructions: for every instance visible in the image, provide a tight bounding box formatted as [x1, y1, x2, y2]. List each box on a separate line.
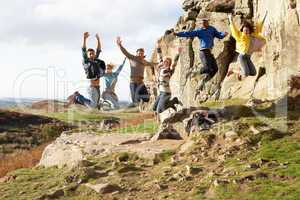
[175, 16, 228, 94]
[102, 58, 126, 109]
[82, 32, 106, 109]
[152, 45, 183, 121]
[227, 13, 267, 79]
[116, 36, 154, 107]
[67, 91, 91, 107]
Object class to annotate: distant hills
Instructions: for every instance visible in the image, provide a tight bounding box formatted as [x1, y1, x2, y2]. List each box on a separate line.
[0, 97, 44, 108]
[0, 97, 130, 109]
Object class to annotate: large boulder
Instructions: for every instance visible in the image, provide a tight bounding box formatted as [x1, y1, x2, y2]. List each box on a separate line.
[39, 131, 184, 168]
[146, 0, 300, 106]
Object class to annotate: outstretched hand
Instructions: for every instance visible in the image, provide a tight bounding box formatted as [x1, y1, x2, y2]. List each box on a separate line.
[116, 36, 122, 47]
[83, 32, 90, 39]
[177, 46, 183, 54]
[95, 33, 100, 41]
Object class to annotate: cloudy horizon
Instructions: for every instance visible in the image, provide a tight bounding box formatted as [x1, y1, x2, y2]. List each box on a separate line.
[0, 0, 182, 101]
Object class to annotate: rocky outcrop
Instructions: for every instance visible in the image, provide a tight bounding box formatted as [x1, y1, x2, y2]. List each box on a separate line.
[39, 132, 184, 168]
[145, 0, 300, 106]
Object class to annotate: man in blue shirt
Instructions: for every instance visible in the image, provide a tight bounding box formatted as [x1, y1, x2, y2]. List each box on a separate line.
[175, 17, 228, 94]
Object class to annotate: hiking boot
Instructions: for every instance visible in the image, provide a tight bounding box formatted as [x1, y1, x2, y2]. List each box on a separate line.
[170, 104, 177, 112]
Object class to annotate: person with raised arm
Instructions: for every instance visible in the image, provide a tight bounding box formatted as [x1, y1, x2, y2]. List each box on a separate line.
[152, 43, 183, 121]
[116, 36, 155, 107]
[227, 12, 267, 80]
[82, 32, 106, 109]
[175, 16, 228, 95]
[101, 58, 127, 109]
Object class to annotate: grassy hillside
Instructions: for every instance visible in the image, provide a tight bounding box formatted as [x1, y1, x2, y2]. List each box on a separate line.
[0, 100, 299, 200]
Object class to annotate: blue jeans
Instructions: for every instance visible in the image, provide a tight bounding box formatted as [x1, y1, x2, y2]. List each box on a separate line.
[88, 86, 100, 108]
[75, 94, 91, 106]
[152, 92, 171, 113]
[130, 83, 150, 103]
[238, 54, 257, 77]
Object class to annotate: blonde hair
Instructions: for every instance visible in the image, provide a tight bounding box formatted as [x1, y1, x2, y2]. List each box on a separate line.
[106, 63, 116, 69]
[163, 57, 172, 66]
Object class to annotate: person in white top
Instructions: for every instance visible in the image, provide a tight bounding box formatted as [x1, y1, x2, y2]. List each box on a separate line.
[152, 43, 183, 120]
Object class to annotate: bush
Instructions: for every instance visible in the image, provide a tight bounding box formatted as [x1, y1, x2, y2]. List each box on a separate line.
[40, 124, 64, 140]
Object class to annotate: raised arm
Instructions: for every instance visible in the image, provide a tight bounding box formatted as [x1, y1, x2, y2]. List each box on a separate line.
[82, 32, 89, 63]
[255, 11, 268, 34]
[116, 37, 136, 60]
[228, 14, 241, 40]
[170, 47, 182, 74]
[175, 29, 201, 38]
[95, 33, 102, 58]
[114, 58, 127, 76]
[156, 44, 163, 64]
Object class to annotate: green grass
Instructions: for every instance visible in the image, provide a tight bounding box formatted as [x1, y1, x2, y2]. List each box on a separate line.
[214, 178, 300, 200]
[96, 119, 159, 135]
[213, 133, 300, 200]
[0, 167, 67, 200]
[253, 137, 300, 165]
[200, 99, 248, 108]
[45, 109, 109, 123]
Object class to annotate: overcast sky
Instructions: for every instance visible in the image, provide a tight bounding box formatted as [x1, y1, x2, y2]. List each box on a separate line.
[0, 0, 182, 101]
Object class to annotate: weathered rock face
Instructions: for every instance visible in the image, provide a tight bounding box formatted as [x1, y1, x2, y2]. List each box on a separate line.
[39, 132, 183, 168]
[146, 0, 300, 106]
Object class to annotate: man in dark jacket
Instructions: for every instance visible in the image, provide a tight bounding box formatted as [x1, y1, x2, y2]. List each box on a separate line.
[82, 32, 105, 109]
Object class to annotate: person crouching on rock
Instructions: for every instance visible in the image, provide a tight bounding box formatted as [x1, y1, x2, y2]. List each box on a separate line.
[116, 36, 155, 108]
[227, 13, 267, 80]
[174, 15, 228, 96]
[82, 32, 106, 109]
[152, 44, 183, 122]
[102, 58, 126, 109]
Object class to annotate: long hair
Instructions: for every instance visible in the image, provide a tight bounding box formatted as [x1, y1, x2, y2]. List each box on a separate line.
[240, 21, 254, 34]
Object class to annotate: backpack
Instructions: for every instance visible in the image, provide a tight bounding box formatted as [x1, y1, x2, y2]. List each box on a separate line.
[85, 59, 106, 79]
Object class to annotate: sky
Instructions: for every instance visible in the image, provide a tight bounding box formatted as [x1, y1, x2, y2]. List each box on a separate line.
[0, 0, 182, 101]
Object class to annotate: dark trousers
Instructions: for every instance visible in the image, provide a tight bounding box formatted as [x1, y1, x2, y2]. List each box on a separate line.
[130, 82, 150, 103]
[199, 49, 218, 82]
[152, 92, 171, 113]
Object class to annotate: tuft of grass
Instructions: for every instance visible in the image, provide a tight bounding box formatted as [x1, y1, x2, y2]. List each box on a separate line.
[0, 167, 68, 200]
[155, 150, 176, 163]
[96, 119, 158, 135]
[253, 137, 300, 165]
[45, 109, 108, 123]
[200, 99, 247, 108]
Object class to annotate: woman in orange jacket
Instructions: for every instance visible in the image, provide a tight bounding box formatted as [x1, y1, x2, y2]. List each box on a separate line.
[227, 12, 267, 79]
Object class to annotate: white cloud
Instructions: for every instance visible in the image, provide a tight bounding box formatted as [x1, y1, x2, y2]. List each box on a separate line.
[0, 0, 182, 101]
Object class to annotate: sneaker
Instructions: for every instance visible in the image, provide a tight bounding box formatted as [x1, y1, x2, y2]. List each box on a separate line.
[170, 104, 177, 112]
[172, 97, 183, 106]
